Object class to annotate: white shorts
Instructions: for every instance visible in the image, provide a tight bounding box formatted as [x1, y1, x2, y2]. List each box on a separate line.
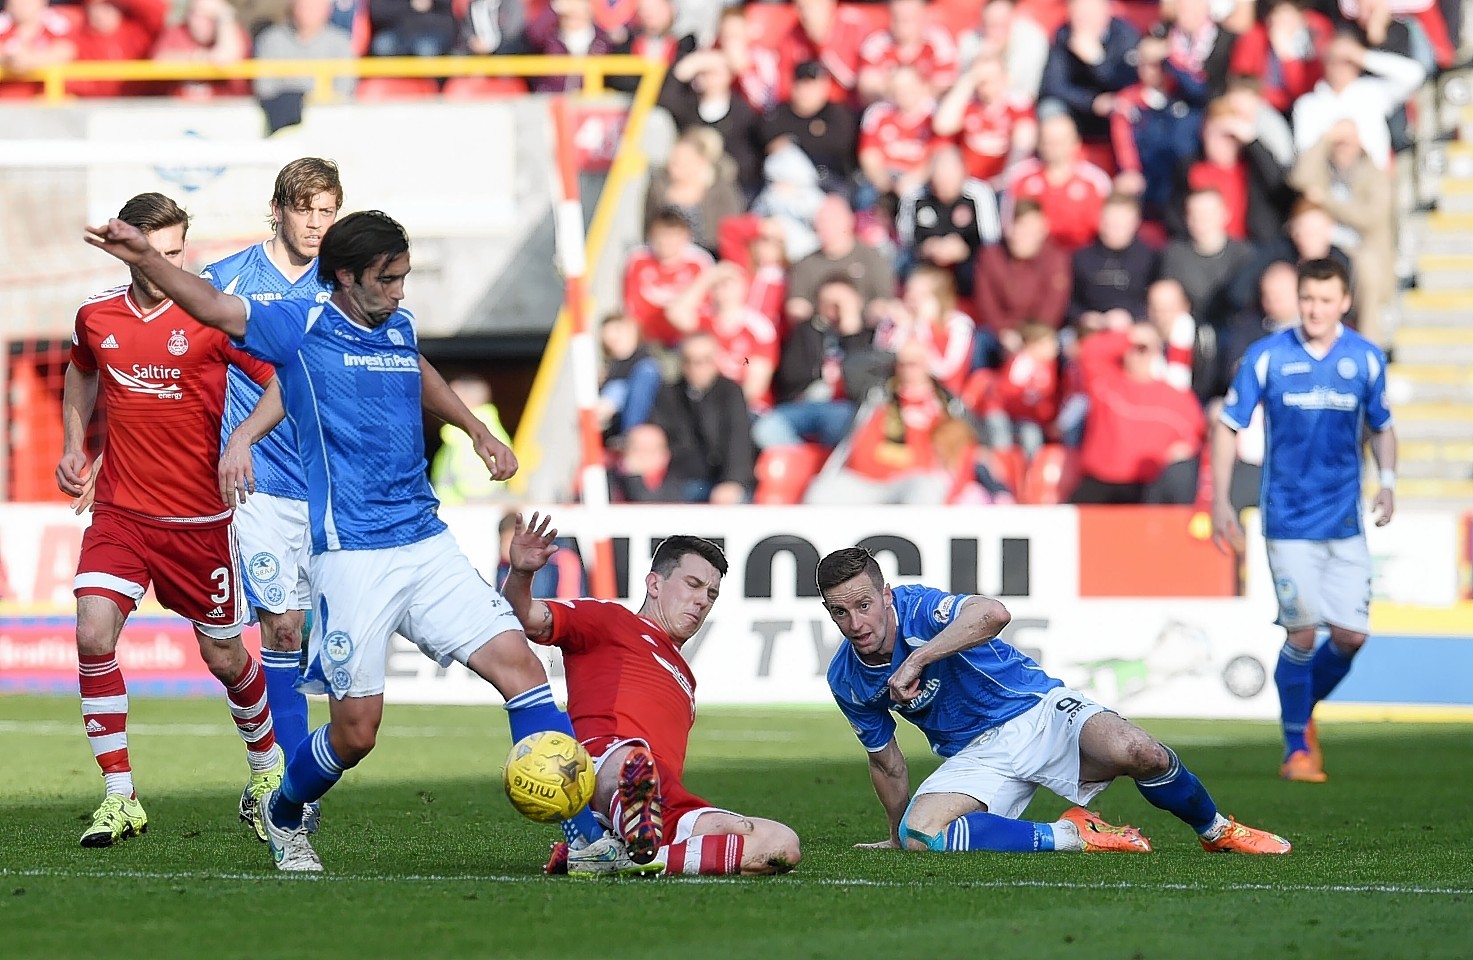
[298, 531, 524, 699]
[912, 687, 1110, 821]
[1265, 537, 1372, 633]
[234, 492, 312, 619]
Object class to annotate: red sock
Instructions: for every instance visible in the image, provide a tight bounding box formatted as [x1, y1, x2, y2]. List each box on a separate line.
[79, 653, 133, 795]
[225, 658, 277, 764]
[659, 835, 745, 875]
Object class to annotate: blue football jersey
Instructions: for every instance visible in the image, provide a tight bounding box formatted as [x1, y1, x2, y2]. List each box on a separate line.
[203, 243, 331, 501]
[827, 584, 1062, 758]
[1220, 325, 1392, 541]
[234, 296, 447, 553]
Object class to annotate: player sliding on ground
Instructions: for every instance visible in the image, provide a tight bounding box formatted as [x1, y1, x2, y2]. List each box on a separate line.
[84, 209, 606, 872]
[504, 514, 802, 877]
[818, 547, 1291, 855]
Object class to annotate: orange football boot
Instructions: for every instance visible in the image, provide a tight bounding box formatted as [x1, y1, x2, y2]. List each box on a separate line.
[1280, 749, 1328, 783]
[1060, 807, 1153, 853]
[1200, 817, 1292, 855]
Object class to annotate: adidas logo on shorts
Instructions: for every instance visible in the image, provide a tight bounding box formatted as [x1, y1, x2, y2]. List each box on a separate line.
[206, 605, 226, 619]
[100, 334, 120, 349]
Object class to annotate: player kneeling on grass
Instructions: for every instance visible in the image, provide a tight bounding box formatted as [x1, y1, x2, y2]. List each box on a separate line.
[505, 515, 802, 877]
[818, 548, 1290, 855]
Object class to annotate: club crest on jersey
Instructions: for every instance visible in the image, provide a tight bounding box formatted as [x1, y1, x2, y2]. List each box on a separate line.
[330, 668, 352, 693]
[387, 328, 404, 346]
[315, 291, 331, 303]
[1337, 358, 1357, 379]
[323, 631, 354, 664]
[167, 329, 190, 356]
[933, 594, 958, 624]
[264, 585, 286, 607]
[248, 552, 280, 583]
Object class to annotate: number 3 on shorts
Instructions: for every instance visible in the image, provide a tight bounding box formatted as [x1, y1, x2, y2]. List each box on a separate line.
[209, 567, 231, 604]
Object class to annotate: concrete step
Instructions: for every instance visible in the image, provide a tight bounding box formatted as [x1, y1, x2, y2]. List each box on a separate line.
[1412, 253, 1473, 292]
[1391, 402, 1473, 440]
[1398, 290, 1473, 327]
[1393, 341, 1473, 363]
[1397, 477, 1473, 501]
[1387, 367, 1473, 403]
[1394, 326, 1473, 347]
[1407, 212, 1473, 253]
[1399, 438, 1473, 463]
[1399, 460, 1473, 480]
[1432, 180, 1473, 215]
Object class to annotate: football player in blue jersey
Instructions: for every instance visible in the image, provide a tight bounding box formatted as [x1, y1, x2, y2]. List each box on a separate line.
[203, 157, 342, 840]
[85, 209, 612, 873]
[819, 547, 1291, 855]
[1210, 257, 1397, 784]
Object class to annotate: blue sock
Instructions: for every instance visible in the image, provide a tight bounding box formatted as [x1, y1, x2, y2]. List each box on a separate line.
[1274, 642, 1314, 758]
[504, 684, 603, 845]
[271, 724, 346, 829]
[1310, 639, 1355, 704]
[940, 812, 1055, 852]
[1135, 747, 1219, 834]
[261, 649, 309, 762]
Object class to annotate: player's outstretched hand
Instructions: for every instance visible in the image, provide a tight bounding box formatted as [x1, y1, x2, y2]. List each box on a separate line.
[853, 838, 902, 850]
[219, 433, 255, 507]
[83, 219, 152, 263]
[475, 432, 519, 483]
[508, 511, 558, 575]
[1210, 500, 1245, 555]
[56, 449, 90, 497]
[887, 656, 924, 704]
[1372, 487, 1395, 527]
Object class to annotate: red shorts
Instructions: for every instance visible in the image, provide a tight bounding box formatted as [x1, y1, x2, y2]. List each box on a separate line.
[584, 735, 730, 842]
[74, 506, 243, 637]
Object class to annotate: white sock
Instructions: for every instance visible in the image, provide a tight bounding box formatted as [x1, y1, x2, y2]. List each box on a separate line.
[247, 743, 282, 774]
[1051, 818, 1084, 852]
[1199, 813, 1231, 840]
[103, 772, 135, 799]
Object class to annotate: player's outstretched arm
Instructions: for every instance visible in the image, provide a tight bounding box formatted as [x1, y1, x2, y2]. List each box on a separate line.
[1209, 418, 1245, 554]
[502, 511, 558, 641]
[858, 738, 910, 849]
[887, 596, 1011, 704]
[419, 357, 518, 482]
[1370, 425, 1398, 527]
[84, 219, 248, 337]
[56, 363, 99, 497]
[219, 377, 285, 507]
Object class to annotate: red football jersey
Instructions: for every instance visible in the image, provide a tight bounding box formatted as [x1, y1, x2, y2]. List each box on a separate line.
[776, 8, 868, 100]
[701, 306, 780, 410]
[1005, 158, 1112, 251]
[70, 285, 275, 524]
[860, 101, 937, 179]
[540, 599, 697, 781]
[956, 94, 1036, 183]
[622, 245, 714, 348]
[858, 26, 960, 89]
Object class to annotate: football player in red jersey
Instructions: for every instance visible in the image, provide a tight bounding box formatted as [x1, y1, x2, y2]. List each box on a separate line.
[59, 192, 284, 848]
[504, 515, 802, 877]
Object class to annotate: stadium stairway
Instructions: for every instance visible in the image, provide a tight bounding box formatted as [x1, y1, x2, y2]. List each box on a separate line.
[1395, 135, 1473, 511]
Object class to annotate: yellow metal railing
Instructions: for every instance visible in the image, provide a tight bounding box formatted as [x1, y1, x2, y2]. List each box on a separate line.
[0, 54, 661, 103]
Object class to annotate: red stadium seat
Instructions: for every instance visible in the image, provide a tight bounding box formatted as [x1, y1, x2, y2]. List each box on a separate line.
[1021, 444, 1081, 505]
[754, 444, 828, 505]
[354, 77, 440, 102]
[442, 75, 529, 100]
[980, 446, 1027, 498]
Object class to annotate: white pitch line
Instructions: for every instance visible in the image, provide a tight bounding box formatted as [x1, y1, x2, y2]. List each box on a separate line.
[2, 868, 1468, 896]
[0, 720, 488, 738]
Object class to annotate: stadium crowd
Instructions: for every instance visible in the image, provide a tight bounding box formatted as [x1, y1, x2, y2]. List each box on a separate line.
[0, 0, 1449, 504]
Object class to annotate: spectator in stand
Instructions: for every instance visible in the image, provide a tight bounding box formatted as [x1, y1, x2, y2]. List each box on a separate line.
[253, 0, 353, 133]
[622, 206, 715, 348]
[762, 59, 860, 196]
[1004, 113, 1112, 251]
[1338, 0, 1436, 70]
[958, 0, 1049, 100]
[667, 261, 780, 413]
[1291, 32, 1425, 168]
[152, 0, 250, 99]
[857, 0, 959, 102]
[1109, 34, 1206, 214]
[521, 0, 617, 93]
[650, 333, 756, 504]
[1071, 322, 1206, 504]
[1161, 187, 1254, 328]
[367, 0, 456, 56]
[610, 423, 684, 502]
[857, 64, 938, 212]
[803, 341, 957, 505]
[786, 193, 896, 326]
[1222, 74, 1296, 166]
[1039, 0, 1141, 144]
[1209, 259, 1300, 399]
[713, 4, 781, 113]
[463, 0, 523, 55]
[981, 321, 1061, 459]
[1228, 0, 1334, 115]
[754, 275, 875, 450]
[933, 55, 1039, 188]
[1226, 197, 1355, 321]
[974, 198, 1072, 352]
[0, 0, 75, 99]
[1070, 192, 1158, 329]
[751, 144, 826, 263]
[597, 311, 663, 441]
[1288, 119, 1395, 347]
[1167, 99, 1295, 246]
[1144, 277, 1200, 395]
[610, 0, 696, 91]
[644, 127, 744, 254]
[57, 0, 168, 97]
[776, 0, 869, 103]
[1158, 0, 1237, 101]
[896, 145, 1002, 298]
[873, 264, 977, 395]
[663, 47, 764, 195]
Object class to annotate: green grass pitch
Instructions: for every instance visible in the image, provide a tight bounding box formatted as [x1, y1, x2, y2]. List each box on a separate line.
[0, 694, 1467, 960]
